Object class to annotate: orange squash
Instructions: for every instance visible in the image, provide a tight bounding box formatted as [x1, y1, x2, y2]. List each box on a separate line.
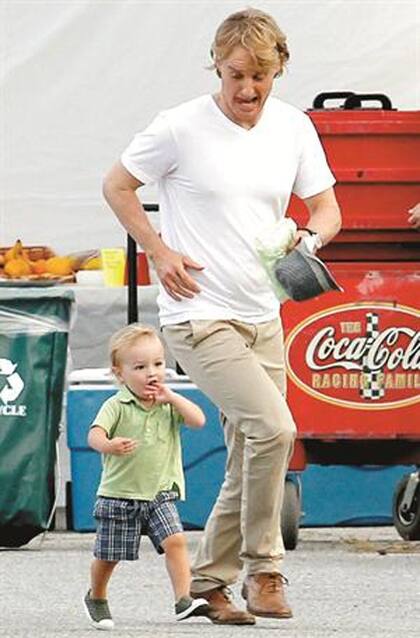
[45, 256, 74, 276]
[4, 258, 32, 278]
[31, 259, 48, 275]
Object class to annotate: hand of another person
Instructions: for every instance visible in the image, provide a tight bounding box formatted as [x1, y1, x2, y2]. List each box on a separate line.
[152, 246, 204, 301]
[408, 204, 420, 230]
[107, 436, 138, 456]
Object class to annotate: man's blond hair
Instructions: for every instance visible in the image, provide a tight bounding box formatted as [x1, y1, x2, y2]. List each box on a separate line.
[210, 8, 289, 75]
[109, 323, 161, 367]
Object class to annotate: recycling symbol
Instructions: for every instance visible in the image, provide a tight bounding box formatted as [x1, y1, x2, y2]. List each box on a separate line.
[0, 358, 24, 404]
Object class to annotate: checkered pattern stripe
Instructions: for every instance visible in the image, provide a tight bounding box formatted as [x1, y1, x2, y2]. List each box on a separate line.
[360, 312, 385, 400]
[93, 490, 183, 560]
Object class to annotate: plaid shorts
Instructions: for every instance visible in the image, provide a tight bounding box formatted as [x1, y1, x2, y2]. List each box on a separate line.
[93, 490, 183, 561]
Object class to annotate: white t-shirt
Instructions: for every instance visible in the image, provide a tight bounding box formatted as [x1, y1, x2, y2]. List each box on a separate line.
[121, 95, 335, 325]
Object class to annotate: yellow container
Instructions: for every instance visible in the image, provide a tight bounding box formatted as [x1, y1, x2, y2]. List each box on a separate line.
[100, 248, 126, 287]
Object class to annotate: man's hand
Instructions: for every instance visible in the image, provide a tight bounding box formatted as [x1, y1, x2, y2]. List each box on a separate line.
[290, 229, 322, 253]
[408, 204, 420, 230]
[152, 246, 204, 301]
[106, 437, 138, 456]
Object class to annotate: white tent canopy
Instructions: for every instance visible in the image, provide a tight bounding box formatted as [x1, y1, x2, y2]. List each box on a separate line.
[1, 0, 419, 254]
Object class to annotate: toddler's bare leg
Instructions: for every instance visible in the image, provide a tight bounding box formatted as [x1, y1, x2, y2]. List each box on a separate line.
[161, 533, 191, 601]
[90, 559, 118, 599]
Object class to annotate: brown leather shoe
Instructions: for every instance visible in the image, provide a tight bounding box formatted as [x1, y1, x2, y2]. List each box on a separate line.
[192, 586, 256, 625]
[241, 573, 293, 619]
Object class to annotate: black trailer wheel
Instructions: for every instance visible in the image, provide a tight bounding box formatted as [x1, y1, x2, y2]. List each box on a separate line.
[281, 479, 301, 550]
[392, 474, 420, 541]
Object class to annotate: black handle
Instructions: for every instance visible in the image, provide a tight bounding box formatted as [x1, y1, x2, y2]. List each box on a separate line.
[343, 93, 393, 110]
[312, 92, 356, 109]
[127, 234, 138, 324]
[127, 203, 159, 325]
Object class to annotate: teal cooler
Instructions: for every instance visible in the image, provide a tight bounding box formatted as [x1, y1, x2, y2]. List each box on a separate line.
[66, 385, 114, 532]
[300, 464, 416, 526]
[0, 287, 74, 546]
[66, 376, 225, 531]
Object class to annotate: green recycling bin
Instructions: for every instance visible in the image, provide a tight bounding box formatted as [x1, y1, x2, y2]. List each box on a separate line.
[0, 287, 74, 546]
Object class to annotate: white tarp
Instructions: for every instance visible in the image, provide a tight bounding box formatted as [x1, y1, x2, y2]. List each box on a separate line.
[1, 0, 419, 254]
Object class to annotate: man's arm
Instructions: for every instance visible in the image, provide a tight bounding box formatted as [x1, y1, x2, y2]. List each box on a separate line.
[102, 161, 203, 300]
[299, 186, 342, 248]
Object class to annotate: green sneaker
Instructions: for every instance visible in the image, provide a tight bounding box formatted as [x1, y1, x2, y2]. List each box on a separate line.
[175, 595, 209, 621]
[83, 590, 114, 630]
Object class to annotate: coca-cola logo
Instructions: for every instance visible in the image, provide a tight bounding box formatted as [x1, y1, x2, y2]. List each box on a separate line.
[285, 303, 420, 410]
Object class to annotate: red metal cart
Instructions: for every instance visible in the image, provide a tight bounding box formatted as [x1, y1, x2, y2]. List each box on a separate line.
[284, 93, 420, 545]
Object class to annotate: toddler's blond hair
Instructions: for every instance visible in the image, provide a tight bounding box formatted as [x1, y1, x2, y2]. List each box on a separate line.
[109, 323, 161, 367]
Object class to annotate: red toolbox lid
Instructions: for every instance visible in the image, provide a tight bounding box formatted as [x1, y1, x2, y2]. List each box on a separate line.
[287, 93, 420, 245]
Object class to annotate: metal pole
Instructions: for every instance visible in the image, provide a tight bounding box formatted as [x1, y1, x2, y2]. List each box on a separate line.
[127, 234, 138, 324]
[126, 203, 159, 325]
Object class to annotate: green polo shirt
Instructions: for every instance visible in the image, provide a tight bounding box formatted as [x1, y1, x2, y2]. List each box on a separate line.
[91, 386, 185, 501]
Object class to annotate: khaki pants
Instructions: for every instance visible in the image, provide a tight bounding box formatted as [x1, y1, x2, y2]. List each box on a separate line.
[162, 318, 296, 592]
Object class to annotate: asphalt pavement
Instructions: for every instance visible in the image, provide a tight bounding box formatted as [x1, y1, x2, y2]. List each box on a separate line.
[1, 522, 419, 638]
